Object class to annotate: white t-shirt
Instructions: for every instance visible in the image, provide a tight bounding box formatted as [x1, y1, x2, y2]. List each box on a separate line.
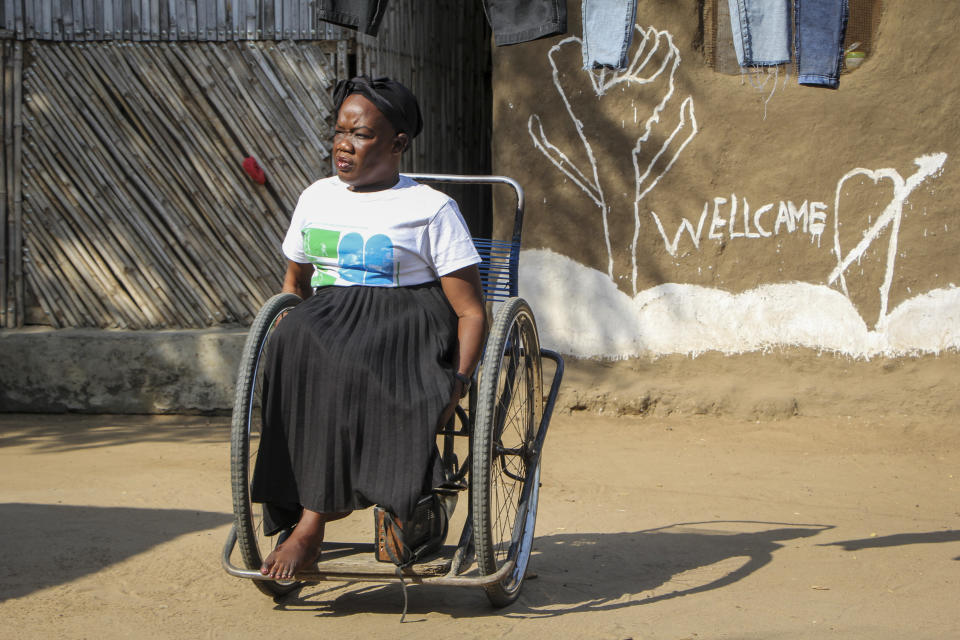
[282, 175, 480, 288]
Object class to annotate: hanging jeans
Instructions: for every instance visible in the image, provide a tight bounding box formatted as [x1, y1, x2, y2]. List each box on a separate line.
[727, 0, 791, 67]
[321, 0, 567, 44]
[581, 0, 638, 69]
[795, 0, 849, 88]
[481, 0, 567, 46]
[317, 0, 390, 36]
[728, 0, 849, 88]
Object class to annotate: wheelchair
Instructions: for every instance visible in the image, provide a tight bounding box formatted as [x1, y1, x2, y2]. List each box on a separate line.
[221, 174, 564, 607]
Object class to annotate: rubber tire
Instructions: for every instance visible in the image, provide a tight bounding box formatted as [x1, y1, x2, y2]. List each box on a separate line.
[471, 297, 544, 607]
[230, 292, 303, 598]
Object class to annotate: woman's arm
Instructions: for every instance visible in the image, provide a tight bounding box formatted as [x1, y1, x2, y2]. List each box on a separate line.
[438, 264, 486, 427]
[282, 260, 315, 299]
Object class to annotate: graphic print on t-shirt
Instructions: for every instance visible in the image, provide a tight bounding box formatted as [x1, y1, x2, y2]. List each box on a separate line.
[361, 234, 395, 285]
[302, 227, 397, 287]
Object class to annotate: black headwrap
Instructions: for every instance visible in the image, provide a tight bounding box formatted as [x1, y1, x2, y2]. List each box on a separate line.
[333, 76, 423, 139]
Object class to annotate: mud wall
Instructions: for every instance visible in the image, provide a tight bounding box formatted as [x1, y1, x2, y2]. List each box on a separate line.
[493, 1, 960, 359]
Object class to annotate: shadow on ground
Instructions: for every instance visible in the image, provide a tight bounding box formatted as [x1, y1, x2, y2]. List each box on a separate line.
[820, 530, 960, 551]
[0, 414, 229, 452]
[0, 503, 231, 602]
[276, 520, 833, 619]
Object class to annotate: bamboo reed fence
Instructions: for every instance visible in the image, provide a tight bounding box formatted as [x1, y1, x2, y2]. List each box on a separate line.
[1, 0, 491, 329]
[18, 39, 335, 328]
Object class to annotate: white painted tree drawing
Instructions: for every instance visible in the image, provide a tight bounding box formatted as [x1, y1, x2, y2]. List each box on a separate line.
[529, 25, 698, 295]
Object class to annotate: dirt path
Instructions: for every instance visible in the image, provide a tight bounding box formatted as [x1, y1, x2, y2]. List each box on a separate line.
[2, 361, 959, 638]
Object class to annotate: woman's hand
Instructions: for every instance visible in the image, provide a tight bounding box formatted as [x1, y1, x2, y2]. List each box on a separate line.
[436, 377, 467, 431]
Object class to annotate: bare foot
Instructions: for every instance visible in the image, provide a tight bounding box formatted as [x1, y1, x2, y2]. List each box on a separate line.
[259, 509, 351, 580]
[260, 530, 322, 580]
[260, 510, 325, 580]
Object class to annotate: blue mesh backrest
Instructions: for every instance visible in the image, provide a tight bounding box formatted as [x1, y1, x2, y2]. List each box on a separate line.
[473, 238, 519, 303]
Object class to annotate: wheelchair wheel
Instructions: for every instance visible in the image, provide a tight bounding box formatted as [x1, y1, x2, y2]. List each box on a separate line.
[471, 297, 544, 607]
[230, 292, 303, 597]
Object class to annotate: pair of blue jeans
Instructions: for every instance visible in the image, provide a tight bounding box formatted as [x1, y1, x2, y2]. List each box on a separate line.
[728, 0, 849, 88]
[581, 0, 638, 70]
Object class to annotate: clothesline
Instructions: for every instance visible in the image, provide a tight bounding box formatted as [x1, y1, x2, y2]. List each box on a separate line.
[320, 0, 853, 89]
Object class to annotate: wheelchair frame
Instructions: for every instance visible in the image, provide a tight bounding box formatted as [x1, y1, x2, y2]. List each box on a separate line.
[221, 174, 564, 607]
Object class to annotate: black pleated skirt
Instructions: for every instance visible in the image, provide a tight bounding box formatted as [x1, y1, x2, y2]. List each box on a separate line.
[250, 282, 457, 534]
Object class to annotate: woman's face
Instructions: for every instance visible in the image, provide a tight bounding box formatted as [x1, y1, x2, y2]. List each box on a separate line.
[333, 94, 407, 192]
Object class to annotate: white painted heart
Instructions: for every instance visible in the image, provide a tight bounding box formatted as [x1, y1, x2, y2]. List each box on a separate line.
[828, 153, 946, 329]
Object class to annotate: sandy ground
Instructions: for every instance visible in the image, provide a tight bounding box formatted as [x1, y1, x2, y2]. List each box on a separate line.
[1, 354, 959, 639]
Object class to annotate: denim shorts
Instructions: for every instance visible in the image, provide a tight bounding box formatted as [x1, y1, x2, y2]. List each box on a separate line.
[481, 0, 567, 46]
[317, 0, 390, 36]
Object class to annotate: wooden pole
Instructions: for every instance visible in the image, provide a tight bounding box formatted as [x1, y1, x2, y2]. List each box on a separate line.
[12, 41, 23, 327]
[1, 41, 10, 328]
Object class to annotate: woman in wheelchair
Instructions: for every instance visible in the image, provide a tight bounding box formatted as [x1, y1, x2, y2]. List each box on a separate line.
[250, 76, 486, 581]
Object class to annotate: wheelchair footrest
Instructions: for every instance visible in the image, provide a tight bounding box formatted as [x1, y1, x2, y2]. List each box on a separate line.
[295, 540, 456, 579]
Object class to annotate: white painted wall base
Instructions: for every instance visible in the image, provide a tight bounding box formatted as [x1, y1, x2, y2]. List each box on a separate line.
[519, 248, 960, 359]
